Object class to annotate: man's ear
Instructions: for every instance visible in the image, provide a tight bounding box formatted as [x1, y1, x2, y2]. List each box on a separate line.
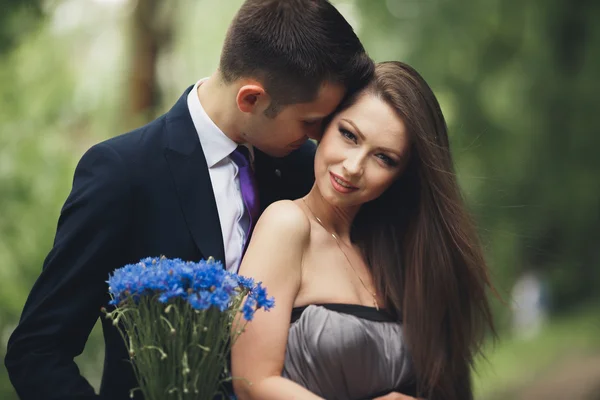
[236, 84, 268, 113]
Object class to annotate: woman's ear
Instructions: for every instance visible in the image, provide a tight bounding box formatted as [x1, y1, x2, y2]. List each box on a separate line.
[236, 84, 268, 113]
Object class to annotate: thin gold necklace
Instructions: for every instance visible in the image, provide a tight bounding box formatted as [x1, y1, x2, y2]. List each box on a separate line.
[302, 198, 379, 310]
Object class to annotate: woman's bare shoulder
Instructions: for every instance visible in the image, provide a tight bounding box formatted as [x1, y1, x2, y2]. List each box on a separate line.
[254, 200, 311, 243]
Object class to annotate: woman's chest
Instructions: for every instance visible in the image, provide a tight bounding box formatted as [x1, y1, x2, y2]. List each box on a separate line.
[298, 242, 377, 305]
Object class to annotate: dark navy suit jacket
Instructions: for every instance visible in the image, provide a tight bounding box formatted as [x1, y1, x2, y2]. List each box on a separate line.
[5, 86, 316, 400]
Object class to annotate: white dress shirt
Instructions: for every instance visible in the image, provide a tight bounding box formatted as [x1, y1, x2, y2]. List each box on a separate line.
[187, 79, 252, 273]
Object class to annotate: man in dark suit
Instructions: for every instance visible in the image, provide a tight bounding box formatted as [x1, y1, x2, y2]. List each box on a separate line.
[4, 0, 373, 399]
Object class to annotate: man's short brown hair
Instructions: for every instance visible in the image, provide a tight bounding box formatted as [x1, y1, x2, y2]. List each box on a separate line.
[220, 0, 374, 116]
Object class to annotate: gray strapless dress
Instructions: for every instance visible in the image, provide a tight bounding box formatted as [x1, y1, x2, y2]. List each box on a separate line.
[282, 304, 417, 400]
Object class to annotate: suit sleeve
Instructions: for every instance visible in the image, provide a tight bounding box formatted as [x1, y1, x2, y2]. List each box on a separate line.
[4, 142, 132, 400]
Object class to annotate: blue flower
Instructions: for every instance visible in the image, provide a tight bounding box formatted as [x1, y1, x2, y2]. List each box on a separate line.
[250, 282, 276, 310]
[240, 282, 276, 321]
[237, 276, 255, 290]
[107, 256, 275, 321]
[210, 287, 232, 311]
[188, 291, 211, 311]
[158, 287, 185, 303]
[242, 296, 257, 321]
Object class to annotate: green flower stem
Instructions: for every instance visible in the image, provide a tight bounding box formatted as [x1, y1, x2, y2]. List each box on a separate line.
[105, 288, 252, 400]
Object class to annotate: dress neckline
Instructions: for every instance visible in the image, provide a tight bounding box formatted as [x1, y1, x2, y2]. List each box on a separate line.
[291, 303, 400, 323]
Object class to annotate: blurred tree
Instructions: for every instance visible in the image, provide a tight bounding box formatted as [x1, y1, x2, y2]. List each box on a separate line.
[0, 21, 78, 399]
[0, 0, 43, 53]
[128, 0, 176, 122]
[0, 1, 180, 397]
[355, 0, 600, 313]
[1, 0, 598, 398]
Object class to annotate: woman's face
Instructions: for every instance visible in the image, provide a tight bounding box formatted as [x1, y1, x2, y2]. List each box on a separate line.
[315, 92, 411, 208]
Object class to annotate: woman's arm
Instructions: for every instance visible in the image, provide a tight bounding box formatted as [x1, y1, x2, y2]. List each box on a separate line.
[231, 200, 323, 400]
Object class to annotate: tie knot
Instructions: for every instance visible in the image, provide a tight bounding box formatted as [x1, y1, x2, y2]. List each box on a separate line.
[230, 145, 251, 168]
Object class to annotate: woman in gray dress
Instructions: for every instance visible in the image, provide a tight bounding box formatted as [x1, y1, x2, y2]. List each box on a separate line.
[231, 62, 496, 400]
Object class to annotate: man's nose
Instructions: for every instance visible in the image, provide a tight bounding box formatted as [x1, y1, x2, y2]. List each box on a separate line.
[305, 123, 324, 141]
[307, 130, 321, 141]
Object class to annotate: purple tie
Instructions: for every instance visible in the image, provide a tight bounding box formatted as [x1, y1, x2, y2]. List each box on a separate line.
[230, 146, 260, 248]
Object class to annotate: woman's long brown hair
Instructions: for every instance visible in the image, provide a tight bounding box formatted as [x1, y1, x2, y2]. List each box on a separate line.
[349, 62, 496, 400]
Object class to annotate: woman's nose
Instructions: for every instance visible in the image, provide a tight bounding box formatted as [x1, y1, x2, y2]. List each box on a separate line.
[343, 152, 364, 176]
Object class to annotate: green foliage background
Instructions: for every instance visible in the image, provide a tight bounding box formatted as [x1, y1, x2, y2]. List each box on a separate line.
[1, 0, 599, 398]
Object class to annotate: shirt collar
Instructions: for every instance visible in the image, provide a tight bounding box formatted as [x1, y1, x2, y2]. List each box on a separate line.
[242, 143, 255, 165]
[187, 79, 247, 168]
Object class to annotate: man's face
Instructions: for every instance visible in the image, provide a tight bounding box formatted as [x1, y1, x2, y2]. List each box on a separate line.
[241, 82, 345, 157]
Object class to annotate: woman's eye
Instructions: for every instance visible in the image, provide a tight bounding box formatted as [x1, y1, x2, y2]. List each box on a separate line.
[377, 154, 398, 167]
[339, 128, 357, 142]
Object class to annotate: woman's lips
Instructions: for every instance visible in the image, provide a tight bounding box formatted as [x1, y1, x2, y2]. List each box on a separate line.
[329, 172, 358, 194]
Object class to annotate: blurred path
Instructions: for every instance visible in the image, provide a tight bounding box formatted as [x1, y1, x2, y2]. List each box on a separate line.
[518, 354, 600, 400]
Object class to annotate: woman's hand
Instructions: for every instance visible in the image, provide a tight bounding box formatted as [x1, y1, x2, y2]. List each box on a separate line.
[372, 392, 423, 400]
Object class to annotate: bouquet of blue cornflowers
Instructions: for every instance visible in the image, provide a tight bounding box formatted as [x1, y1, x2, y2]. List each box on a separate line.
[103, 256, 274, 400]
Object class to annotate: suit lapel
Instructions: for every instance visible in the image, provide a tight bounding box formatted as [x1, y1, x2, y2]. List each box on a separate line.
[254, 141, 316, 211]
[254, 149, 269, 211]
[163, 86, 225, 264]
